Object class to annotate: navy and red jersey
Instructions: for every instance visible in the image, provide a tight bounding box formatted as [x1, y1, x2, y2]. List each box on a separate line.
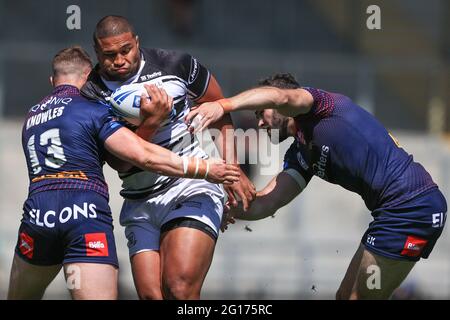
[22, 85, 123, 200]
[283, 87, 437, 211]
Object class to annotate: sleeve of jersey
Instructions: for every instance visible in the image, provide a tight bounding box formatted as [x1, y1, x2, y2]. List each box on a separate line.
[301, 87, 335, 118]
[175, 53, 211, 101]
[95, 107, 125, 144]
[282, 142, 313, 190]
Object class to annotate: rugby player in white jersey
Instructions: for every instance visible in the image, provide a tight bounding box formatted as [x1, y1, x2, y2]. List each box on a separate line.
[81, 16, 256, 299]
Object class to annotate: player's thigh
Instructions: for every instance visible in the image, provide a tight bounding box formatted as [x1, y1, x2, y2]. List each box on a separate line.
[352, 247, 415, 299]
[338, 244, 415, 299]
[336, 244, 364, 300]
[64, 262, 118, 300]
[8, 253, 62, 300]
[160, 224, 216, 288]
[131, 250, 163, 300]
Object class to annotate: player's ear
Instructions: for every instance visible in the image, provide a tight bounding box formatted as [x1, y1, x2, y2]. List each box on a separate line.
[49, 76, 54, 87]
[93, 41, 100, 55]
[82, 68, 91, 81]
[135, 35, 140, 48]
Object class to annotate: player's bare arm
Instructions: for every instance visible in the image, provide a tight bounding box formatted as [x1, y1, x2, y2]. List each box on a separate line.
[193, 75, 257, 211]
[104, 127, 240, 185]
[221, 170, 304, 231]
[186, 87, 314, 133]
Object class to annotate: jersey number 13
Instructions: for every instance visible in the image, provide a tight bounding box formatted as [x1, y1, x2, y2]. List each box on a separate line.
[27, 128, 67, 174]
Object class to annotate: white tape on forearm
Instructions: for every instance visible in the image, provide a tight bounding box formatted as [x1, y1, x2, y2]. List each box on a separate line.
[182, 156, 189, 176]
[204, 161, 210, 179]
[284, 169, 307, 190]
[193, 158, 200, 178]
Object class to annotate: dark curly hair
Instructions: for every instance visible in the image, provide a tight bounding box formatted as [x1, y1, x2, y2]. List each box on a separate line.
[257, 73, 300, 89]
[255, 73, 300, 119]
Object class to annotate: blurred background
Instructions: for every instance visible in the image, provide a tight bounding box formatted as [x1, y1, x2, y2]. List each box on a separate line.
[0, 0, 449, 299]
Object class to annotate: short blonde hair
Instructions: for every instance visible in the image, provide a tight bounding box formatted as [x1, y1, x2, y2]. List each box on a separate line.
[52, 46, 92, 79]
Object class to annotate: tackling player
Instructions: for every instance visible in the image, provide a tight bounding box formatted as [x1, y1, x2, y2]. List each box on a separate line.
[186, 73, 447, 299]
[8, 46, 239, 300]
[81, 15, 256, 300]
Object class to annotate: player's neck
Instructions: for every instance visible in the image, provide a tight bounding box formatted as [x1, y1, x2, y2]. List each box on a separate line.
[52, 79, 83, 90]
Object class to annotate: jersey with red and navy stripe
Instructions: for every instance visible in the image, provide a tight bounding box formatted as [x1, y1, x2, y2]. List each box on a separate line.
[22, 85, 123, 200]
[283, 87, 438, 211]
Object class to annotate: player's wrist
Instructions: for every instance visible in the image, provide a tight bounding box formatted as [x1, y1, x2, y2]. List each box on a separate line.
[182, 157, 209, 179]
[139, 116, 160, 129]
[216, 98, 234, 113]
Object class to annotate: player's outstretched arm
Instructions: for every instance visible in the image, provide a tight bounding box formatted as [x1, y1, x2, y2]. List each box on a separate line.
[186, 87, 314, 133]
[187, 75, 256, 211]
[104, 127, 240, 184]
[221, 171, 303, 230]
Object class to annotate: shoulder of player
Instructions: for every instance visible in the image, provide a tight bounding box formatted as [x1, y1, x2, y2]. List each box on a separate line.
[301, 86, 350, 104]
[142, 47, 190, 63]
[71, 96, 111, 116]
[299, 87, 321, 101]
[295, 86, 338, 118]
[284, 140, 301, 158]
[141, 47, 193, 75]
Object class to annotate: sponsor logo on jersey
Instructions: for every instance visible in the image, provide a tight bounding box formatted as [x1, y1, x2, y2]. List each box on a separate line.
[19, 232, 34, 259]
[432, 212, 445, 228]
[31, 170, 88, 183]
[188, 58, 199, 84]
[85, 233, 109, 257]
[126, 232, 137, 248]
[400, 235, 428, 257]
[140, 72, 162, 82]
[30, 97, 72, 112]
[296, 151, 309, 171]
[28, 202, 98, 229]
[89, 241, 105, 249]
[312, 145, 330, 179]
[366, 234, 376, 246]
[179, 200, 202, 210]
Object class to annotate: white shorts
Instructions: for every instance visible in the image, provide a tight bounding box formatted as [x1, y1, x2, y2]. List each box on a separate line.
[119, 178, 225, 256]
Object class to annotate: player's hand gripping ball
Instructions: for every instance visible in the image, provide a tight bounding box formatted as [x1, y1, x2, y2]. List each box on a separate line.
[109, 82, 161, 126]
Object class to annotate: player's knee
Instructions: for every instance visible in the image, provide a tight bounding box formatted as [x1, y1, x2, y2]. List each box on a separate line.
[138, 287, 163, 300]
[162, 276, 199, 300]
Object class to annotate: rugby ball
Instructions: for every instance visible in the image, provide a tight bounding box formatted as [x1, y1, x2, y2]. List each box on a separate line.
[109, 83, 148, 126]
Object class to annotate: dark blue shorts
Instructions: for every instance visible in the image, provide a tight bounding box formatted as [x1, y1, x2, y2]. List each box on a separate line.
[362, 188, 447, 262]
[15, 190, 118, 267]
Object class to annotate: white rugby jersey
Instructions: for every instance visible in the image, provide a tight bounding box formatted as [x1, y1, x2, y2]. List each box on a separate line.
[81, 48, 212, 199]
